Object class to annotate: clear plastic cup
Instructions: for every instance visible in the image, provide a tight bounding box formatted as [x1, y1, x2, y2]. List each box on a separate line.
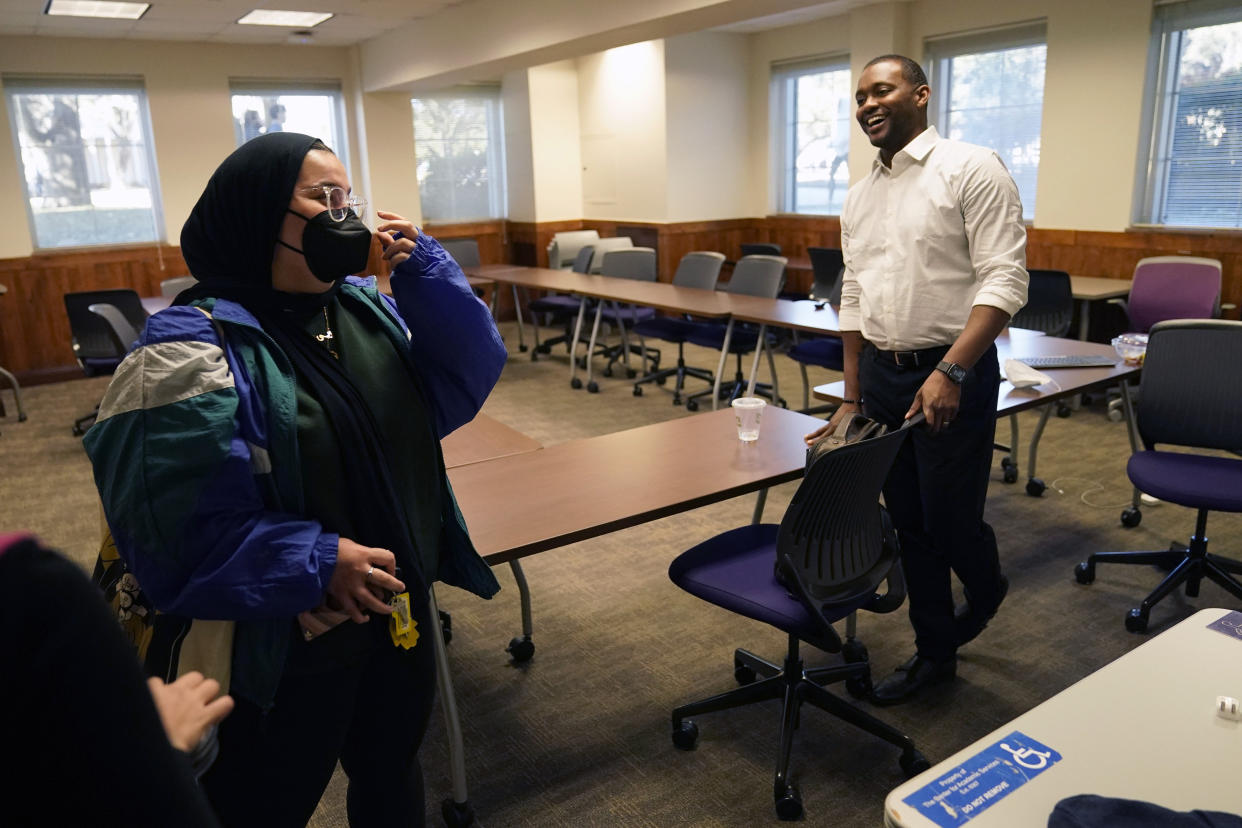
[731, 396, 766, 442]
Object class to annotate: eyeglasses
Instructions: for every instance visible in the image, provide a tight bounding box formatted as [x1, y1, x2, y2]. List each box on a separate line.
[300, 185, 367, 222]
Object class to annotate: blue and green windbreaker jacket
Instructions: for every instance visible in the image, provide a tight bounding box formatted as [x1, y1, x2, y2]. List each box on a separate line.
[83, 234, 506, 708]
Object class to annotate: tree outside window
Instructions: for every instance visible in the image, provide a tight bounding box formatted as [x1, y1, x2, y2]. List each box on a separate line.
[412, 95, 506, 222]
[9, 84, 162, 248]
[774, 62, 852, 215]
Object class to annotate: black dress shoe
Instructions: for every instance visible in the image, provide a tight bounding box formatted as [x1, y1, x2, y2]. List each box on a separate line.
[871, 654, 956, 706]
[955, 575, 1009, 647]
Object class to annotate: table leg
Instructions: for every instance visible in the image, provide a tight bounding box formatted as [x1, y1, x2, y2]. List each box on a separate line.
[1120, 379, 1142, 511]
[568, 298, 587, 385]
[751, 488, 768, 524]
[511, 284, 527, 352]
[428, 586, 472, 822]
[745, 324, 767, 398]
[1077, 299, 1091, 341]
[713, 319, 735, 411]
[583, 303, 605, 391]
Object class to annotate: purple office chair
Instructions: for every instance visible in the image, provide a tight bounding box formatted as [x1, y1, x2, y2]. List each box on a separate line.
[1125, 256, 1222, 333]
[668, 422, 927, 821]
[530, 244, 594, 362]
[1105, 256, 1222, 422]
[631, 251, 724, 404]
[1075, 320, 1242, 633]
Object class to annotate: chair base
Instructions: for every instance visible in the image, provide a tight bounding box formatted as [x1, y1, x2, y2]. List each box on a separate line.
[633, 342, 714, 405]
[1076, 509, 1242, 633]
[671, 635, 924, 821]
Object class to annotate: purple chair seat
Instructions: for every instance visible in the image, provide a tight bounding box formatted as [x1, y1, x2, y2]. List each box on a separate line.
[1127, 451, 1242, 512]
[597, 306, 657, 325]
[684, 322, 760, 353]
[787, 337, 844, 370]
[632, 317, 696, 342]
[669, 524, 872, 647]
[528, 294, 582, 314]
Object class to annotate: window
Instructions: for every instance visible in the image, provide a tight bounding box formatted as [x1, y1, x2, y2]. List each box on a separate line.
[772, 57, 852, 215]
[926, 24, 1047, 221]
[5, 77, 163, 249]
[1139, 0, 1242, 228]
[230, 83, 348, 157]
[411, 91, 506, 222]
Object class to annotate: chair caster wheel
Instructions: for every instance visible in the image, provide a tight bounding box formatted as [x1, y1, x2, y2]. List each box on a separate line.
[518, 344, 528, 353]
[656, 376, 667, 385]
[632, 386, 643, 397]
[686, 399, 699, 411]
[733, 661, 757, 685]
[439, 610, 453, 645]
[506, 635, 534, 662]
[672, 720, 698, 750]
[842, 638, 868, 664]
[845, 672, 873, 699]
[530, 351, 539, 362]
[774, 783, 803, 821]
[1002, 462, 1018, 484]
[441, 798, 475, 828]
[570, 377, 583, 390]
[18, 414, 27, 422]
[602, 367, 613, 378]
[1121, 506, 1142, 528]
[1074, 561, 1095, 584]
[1107, 407, 1124, 423]
[900, 749, 930, 777]
[72, 425, 85, 436]
[1026, 478, 1045, 497]
[626, 368, 637, 378]
[587, 381, 599, 393]
[1125, 608, 1149, 633]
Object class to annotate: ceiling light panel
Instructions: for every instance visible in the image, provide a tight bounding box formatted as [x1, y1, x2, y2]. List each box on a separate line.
[237, 9, 332, 27]
[44, 0, 150, 19]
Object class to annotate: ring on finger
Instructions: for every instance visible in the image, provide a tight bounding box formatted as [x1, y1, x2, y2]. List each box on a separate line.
[365, 566, 374, 582]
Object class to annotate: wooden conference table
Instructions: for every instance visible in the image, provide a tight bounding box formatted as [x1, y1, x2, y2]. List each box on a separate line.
[812, 329, 1141, 495]
[883, 607, 1242, 827]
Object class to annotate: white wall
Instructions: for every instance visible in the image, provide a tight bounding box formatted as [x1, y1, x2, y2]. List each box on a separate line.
[0, 35, 377, 258]
[664, 32, 752, 221]
[576, 41, 668, 221]
[502, 69, 537, 222]
[528, 61, 584, 222]
[359, 91, 423, 226]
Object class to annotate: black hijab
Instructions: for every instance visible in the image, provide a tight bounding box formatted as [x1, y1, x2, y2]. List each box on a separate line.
[177, 132, 428, 603]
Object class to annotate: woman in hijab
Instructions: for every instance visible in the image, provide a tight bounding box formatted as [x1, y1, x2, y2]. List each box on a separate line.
[85, 132, 506, 826]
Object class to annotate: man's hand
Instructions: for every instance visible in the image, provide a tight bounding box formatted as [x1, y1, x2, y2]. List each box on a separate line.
[804, 401, 860, 446]
[147, 672, 234, 753]
[376, 210, 419, 269]
[907, 370, 960, 432]
[326, 538, 407, 623]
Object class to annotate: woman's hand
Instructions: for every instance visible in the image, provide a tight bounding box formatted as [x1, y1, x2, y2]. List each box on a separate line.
[327, 537, 407, 623]
[376, 210, 419, 269]
[147, 672, 234, 753]
[803, 401, 860, 446]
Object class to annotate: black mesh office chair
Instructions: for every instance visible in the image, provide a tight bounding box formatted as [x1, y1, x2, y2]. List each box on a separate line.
[1075, 319, 1242, 632]
[668, 420, 927, 820]
[740, 242, 782, 257]
[998, 269, 1076, 495]
[64, 289, 147, 436]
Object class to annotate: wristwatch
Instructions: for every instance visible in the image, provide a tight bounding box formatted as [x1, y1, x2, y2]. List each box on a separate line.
[935, 360, 967, 384]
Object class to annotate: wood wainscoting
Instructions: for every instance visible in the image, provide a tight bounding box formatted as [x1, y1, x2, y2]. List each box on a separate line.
[0, 244, 188, 385]
[3, 219, 1237, 385]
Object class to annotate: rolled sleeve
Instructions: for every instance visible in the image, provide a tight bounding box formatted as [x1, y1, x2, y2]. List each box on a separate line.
[963, 152, 1028, 318]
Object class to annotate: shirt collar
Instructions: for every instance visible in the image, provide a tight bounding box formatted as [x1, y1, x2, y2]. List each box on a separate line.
[872, 125, 940, 173]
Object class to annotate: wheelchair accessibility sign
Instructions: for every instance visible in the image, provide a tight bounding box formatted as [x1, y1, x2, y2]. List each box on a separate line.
[901, 731, 1062, 826]
[1207, 610, 1242, 641]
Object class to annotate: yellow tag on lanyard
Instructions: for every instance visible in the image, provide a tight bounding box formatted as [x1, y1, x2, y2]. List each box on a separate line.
[388, 592, 419, 649]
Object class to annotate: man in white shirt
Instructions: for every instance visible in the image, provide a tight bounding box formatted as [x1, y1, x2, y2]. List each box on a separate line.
[805, 55, 1028, 705]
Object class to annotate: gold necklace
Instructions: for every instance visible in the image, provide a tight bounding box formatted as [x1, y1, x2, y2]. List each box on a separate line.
[315, 306, 339, 359]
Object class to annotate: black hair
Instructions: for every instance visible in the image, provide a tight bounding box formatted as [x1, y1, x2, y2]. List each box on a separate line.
[308, 138, 333, 154]
[863, 54, 928, 88]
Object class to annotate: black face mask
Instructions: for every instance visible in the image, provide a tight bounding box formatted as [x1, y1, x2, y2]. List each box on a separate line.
[278, 208, 373, 283]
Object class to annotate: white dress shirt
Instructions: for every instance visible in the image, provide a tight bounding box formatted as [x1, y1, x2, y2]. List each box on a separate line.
[838, 126, 1028, 352]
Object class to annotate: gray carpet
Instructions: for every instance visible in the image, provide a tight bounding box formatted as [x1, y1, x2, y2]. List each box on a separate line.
[2, 323, 1238, 827]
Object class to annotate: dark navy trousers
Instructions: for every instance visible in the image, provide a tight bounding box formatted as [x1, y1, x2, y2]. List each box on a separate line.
[860, 342, 1004, 662]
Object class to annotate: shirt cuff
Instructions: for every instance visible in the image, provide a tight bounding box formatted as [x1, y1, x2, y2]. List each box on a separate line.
[972, 290, 1025, 318]
[837, 307, 863, 330]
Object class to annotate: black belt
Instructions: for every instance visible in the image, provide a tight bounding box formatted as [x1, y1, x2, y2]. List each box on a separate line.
[874, 344, 951, 369]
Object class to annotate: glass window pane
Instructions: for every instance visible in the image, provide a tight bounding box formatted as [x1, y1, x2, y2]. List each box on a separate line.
[774, 63, 851, 216]
[230, 91, 343, 152]
[411, 96, 506, 222]
[7, 86, 162, 248]
[941, 43, 1046, 221]
[1155, 19, 1242, 227]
